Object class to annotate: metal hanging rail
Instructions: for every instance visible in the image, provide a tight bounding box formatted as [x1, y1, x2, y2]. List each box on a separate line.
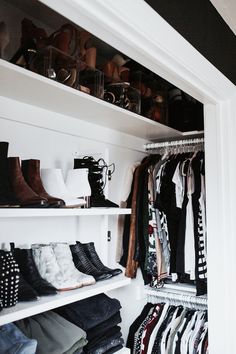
[144, 137, 204, 151]
[145, 287, 207, 310]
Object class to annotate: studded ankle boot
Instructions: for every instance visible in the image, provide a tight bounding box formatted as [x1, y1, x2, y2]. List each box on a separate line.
[0, 250, 20, 307]
[80, 241, 122, 277]
[74, 156, 119, 208]
[70, 243, 112, 281]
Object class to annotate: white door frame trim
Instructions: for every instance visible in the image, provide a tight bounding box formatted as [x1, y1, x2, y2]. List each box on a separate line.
[39, 1, 236, 352]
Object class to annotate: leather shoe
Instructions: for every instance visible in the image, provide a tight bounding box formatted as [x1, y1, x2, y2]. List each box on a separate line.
[22, 159, 65, 208]
[79, 241, 122, 277]
[11, 243, 57, 296]
[70, 243, 112, 281]
[8, 157, 48, 208]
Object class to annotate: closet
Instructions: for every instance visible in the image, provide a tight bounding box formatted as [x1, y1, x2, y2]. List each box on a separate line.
[0, 0, 236, 354]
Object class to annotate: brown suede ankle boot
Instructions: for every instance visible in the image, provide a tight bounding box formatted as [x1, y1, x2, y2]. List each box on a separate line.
[8, 157, 48, 208]
[22, 159, 65, 207]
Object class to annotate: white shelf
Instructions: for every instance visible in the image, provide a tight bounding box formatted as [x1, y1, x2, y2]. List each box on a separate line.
[0, 207, 131, 218]
[0, 274, 130, 325]
[0, 59, 183, 141]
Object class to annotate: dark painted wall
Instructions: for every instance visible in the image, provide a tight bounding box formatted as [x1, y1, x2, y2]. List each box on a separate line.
[145, 0, 236, 85]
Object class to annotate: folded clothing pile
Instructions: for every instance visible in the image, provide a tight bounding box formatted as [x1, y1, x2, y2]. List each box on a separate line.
[55, 293, 124, 354]
[15, 310, 87, 354]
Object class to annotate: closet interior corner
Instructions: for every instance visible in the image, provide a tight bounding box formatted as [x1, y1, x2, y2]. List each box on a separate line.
[0, 0, 208, 353]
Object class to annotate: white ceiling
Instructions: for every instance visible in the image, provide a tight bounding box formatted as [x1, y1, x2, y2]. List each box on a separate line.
[210, 0, 236, 35]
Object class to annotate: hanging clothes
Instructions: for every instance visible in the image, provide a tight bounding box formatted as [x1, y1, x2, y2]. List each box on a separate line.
[118, 141, 207, 296]
[127, 302, 208, 354]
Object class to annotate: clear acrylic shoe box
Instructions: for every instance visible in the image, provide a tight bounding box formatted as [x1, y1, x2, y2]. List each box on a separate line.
[29, 46, 104, 99]
[103, 81, 141, 115]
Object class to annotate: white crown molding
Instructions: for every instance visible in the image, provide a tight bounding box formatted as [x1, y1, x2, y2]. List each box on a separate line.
[210, 0, 236, 35]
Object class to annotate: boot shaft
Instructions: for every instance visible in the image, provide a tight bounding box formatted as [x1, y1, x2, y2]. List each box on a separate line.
[70, 243, 111, 281]
[22, 161, 65, 207]
[0, 141, 9, 159]
[21, 159, 41, 185]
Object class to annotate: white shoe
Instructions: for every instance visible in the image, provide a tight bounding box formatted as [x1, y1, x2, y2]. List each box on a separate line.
[32, 245, 83, 290]
[51, 243, 95, 287]
[66, 169, 91, 207]
[40, 168, 86, 207]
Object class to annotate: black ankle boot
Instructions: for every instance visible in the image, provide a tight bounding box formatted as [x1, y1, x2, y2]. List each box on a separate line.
[0, 250, 20, 307]
[81, 241, 122, 277]
[0, 142, 19, 207]
[11, 244, 57, 296]
[18, 272, 39, 302]
[74, 156, 119, 208]
[70, 243, 112, 281]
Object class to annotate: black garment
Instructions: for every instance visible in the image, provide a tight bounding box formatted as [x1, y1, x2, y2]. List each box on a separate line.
[54, 294, 121, 331]
[151, 305, 176, 354]
[135, 155, 161, 284]
[134, 162, 150, 284]
[86, 332, 123, 354]
[86, 326, 121, 350]
[104, 344, 123, 354]
[192, 152, 207, 296]
[134, 163, 149, 262]
[126, 302, 155, 350]
[174, 310, 194, 354]
[157, 156, 183, 273]
[87, 313, 122, 342]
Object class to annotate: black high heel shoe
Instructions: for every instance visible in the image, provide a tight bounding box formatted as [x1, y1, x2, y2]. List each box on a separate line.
[10, 39, 37, 68]
[10, 18, 48, 69]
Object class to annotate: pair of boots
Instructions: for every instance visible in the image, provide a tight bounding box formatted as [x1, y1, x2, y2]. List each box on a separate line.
[32, 243, 95, 291]
[70, 241, 122, 281]
[74, 156, 118, 208]
[0, 142, 64, 208]
[40, 168, 89, 208]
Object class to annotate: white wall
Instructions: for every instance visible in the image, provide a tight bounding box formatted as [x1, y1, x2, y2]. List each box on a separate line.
[0, 99, 146, 341]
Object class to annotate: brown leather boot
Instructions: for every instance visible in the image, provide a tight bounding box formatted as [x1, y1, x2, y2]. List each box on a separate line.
[22, 159, 65, 207]
[8, 157, 48, 208]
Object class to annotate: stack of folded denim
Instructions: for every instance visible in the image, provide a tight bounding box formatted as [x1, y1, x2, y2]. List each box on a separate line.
[55, 293, 124, 353]
[0, 323, 37, 354]
[15, 311, 87, 354]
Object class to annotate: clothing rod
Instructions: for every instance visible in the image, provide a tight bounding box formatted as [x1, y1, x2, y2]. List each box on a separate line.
[145, 288, 207, 309]
[144, 137, 204, 151]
